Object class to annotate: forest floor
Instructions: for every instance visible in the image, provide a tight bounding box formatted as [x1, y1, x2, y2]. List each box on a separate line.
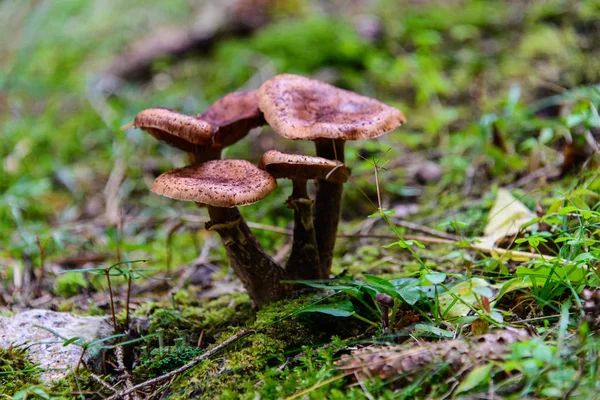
[1, 0, 600, 398]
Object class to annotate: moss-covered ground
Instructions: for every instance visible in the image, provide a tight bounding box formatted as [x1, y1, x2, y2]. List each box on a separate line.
[1, 0, 600, 398]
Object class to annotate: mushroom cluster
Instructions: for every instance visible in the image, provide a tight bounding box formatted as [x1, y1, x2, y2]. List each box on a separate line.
[128, 74, 406, 307]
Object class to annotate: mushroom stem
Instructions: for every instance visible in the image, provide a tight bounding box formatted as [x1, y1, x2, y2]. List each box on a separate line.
[285, 179, 322, 280]
[314, 139, 346, 277]
[206, 205, 289, 307]
[188, 147, 223, 165]
[375, 293, 394, 334]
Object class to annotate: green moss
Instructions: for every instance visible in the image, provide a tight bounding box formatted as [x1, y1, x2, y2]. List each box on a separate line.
[145, 294, 353, 399]
[137, 291, 254, 347]
[135, 344, 203, 378]
[49, 368, 111, 399]
[0, 347, 41, 396]
[53, 273, 87, 298]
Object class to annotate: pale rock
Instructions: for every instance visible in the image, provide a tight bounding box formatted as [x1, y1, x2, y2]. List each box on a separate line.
[0, 309, 113, 382]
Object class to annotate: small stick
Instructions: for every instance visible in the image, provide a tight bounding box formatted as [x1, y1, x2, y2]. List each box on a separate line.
[166, 221, 185, 272]
[339, 233, 454, 245]
[115, 346, 140, 400]
[204, 222, 458, 246]
[125, 265, 133, 331]
[34, 236, 45, 298]
[197, 331, 204, 348]
[104, 268, 118, 334]
[104, 330, 254, 400]
[504, 164, 561, 189]
[89, 372, 118, 393]
[390, 220, 461, 241]
[170, 237, 216, 294]
[469, 244, 554, 261]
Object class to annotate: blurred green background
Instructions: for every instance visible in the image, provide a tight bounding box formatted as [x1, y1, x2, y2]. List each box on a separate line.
[1, 0, 599, 281]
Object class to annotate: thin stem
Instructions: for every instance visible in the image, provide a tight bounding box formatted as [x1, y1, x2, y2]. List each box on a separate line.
[314, 139, 346, 277]
[104, 269, 118, 334]
[285, 179, 322, 280]
[125, 265, 132, 331]
[35, 236, 44, 298]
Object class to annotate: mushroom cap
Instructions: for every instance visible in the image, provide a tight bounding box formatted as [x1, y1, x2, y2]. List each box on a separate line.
[258, 74, 406, 141]
[151, 159, 277, 207]
[134, 108, 213, 152]
[259, 150, 350, 184]
[199, 90, 265, 148]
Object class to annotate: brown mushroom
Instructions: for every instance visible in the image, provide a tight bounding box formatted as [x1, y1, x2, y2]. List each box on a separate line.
[151, 159, 288, 307]
[258, 74, 406, 275]
[199, 90, 266, 149]
[259, 150, 350, 280]
[131, 90, 265, 164]
[132, 107, 220, 163]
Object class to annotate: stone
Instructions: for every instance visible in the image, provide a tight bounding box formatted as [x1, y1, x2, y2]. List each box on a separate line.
[0, 309, 113, 382]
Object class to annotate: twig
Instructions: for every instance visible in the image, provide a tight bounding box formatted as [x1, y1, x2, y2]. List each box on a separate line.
[104, 330, 254, 400]
[166, 221, 185, 272]
[247, 222, 292, 235]
[504, 164, 562, 189]
[390, 219, 461, 241]
[585, 130, 600, 155]
[104, 268, 118, 335]
[170, 237, 216, 294]
[470, 244, 556, 261]
[89, 372, 118, 393]
[34, 236, 45, 298]
[462, 165, 475, 197]
[115, 346, 140, 400]
[339, 233, 454, 245]
[197, 220, 458, 245]
[125, 265, 133, 331]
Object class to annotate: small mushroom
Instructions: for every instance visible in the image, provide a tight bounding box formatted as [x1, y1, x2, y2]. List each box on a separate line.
[375, 293, 394, 334]
[131, 90, 265, 164]
[132, 107, 218, 162]
[259, 150, 350, 280]
[198, 90, 265, 149]
[258, 74, 406, 275]
[151, 159, 288, 307]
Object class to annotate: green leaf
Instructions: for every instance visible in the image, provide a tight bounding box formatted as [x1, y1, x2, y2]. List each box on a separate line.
[472, 286, 494, 299]
[426, 272, 446, 285]
[297, 300, 355, 317]
[364, 274, 395, 288]
[63, 336, 85, 346]
[438, 278, 492, 318]
[455, 363, 493, 394]
[397, 286, 422, 305]
[414, 323, 455, 338]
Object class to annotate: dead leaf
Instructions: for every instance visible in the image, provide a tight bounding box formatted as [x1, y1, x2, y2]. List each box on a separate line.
[478, 189, 536, 248]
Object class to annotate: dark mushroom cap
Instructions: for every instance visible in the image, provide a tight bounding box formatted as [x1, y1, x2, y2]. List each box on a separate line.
[259, 150, 350, 184]
[258, 74, 406, 141]
[199, 90, 265, 148]
[134, 108, 213, 151]
[151, 159, 277, 207]
[375, 293, 394, 307]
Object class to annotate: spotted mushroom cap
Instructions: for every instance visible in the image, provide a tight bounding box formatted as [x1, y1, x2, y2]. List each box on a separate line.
[133, 108, 213, 152]
[151, 159, 277, 207]
[257, 74, 406, 141]
[259, 150, 350, 184]
[199, 90, 265, 148]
